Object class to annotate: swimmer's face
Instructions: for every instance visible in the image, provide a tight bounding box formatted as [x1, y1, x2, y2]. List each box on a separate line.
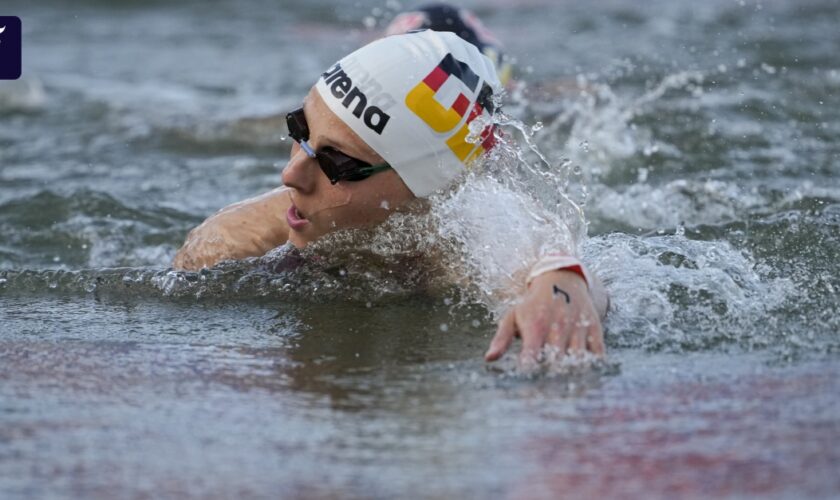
[281, 88, 415, 248]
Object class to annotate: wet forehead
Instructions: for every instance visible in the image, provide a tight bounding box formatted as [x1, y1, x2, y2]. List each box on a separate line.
[303, 88, 384, 163]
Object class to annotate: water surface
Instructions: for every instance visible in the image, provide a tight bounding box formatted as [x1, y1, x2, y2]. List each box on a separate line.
[1, 0, 839, 497]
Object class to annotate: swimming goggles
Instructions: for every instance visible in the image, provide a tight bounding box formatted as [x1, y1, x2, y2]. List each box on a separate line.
[285, 108, 392, 184]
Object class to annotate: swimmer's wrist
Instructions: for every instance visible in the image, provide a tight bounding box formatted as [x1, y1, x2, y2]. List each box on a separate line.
[526, 254, 590, 289]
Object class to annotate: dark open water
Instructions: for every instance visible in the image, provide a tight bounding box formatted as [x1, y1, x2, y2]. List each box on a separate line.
[1, 0, 839, 498]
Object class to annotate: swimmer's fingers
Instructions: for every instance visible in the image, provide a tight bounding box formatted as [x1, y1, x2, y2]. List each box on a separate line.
[567, 309, 589, 356]
[485, 309, 518, 362]
[545, 311, 572, 356]
[586, 317, 606, 356]
[518, 312, 548, 367]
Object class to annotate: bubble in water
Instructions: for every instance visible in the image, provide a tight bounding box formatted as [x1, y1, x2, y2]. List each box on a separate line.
[761, 63, 777, 75]
[642, 144, 659, 156]
[439, 323, 449, 332]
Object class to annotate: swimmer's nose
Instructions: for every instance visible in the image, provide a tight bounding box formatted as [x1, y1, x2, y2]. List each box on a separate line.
[281, 147, 319, 194]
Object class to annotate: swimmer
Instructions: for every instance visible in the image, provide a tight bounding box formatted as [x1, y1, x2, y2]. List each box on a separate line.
[383, 3, 514, 87]
[173, 30, 609, 365]
[383, 3, 593, 103]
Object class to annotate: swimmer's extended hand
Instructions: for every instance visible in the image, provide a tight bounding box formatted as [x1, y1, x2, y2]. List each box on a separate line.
[173, 188, 289, 271]
[484, 270, 607, 365]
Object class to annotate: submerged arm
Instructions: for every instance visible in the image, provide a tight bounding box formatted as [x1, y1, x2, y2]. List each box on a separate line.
[173, 187, 291, 270]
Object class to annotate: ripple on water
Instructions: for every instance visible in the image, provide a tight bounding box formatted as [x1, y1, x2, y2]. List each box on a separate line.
[0, 190, 197, 269]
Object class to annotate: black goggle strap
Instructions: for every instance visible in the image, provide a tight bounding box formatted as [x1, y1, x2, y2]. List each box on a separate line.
[327, 163, 392, 184]
[353, 162, 391, 177]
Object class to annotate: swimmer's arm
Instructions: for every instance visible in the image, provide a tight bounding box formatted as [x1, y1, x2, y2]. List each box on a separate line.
[172, 187, 291, 271]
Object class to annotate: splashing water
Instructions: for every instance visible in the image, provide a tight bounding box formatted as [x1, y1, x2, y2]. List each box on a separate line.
[282, 107, 591, 318]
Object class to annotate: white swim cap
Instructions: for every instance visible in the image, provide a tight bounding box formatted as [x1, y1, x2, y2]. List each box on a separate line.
[314, 30, 502, 197]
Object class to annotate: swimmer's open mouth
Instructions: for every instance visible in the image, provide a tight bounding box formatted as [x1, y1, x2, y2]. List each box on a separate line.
[286, 204, 309, 230]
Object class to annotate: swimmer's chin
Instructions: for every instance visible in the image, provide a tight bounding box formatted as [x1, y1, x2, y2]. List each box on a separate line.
[287, 232, 310, 249]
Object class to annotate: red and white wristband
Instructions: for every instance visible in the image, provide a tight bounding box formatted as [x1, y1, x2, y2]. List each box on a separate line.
[526, 254, 591, 288]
